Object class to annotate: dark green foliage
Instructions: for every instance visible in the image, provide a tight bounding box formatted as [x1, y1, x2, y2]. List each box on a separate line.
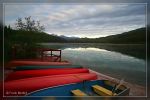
[4, 26, 67, 61]
[95, 27, 146, 44]
[65, 27, 146, 44]
[4, 25, 147, 61]
[71, 27, 146, 44]
[5, 29, 66, 44]
[147, 26, 150, 59]
[96, 44, 146, 60]
[0, 23, 3, 62]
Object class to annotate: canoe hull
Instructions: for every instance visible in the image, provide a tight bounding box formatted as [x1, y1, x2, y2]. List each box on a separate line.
[27, 80, 130, 96]
[6, 60, 71, 68]
[5, 68, 89, 81]
[4, 73, 97, 96]
[14, 65, 83, 71]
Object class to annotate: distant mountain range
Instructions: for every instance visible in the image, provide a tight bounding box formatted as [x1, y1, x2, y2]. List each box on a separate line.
[3, 26, 148, 61]
[59, 35, 79, 40]
[94, 27, 146, 44]
[4, 25, 147, 44]
[60, 27, 147, 44]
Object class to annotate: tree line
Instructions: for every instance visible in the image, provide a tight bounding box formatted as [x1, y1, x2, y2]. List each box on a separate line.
[4, 16, 147, 61]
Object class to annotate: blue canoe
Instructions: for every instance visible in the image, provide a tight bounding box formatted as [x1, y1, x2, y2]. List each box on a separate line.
[14, 65, 83, 71]
[27, 80, 130, 96]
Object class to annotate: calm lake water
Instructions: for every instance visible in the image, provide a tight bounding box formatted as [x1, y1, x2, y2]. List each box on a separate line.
[40, 43, 146, 86]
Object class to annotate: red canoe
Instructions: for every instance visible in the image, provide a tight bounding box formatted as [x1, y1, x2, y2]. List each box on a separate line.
[6, 60, 71, 68]
[4, 73, 97, 96]
[5, 68, 89, 81]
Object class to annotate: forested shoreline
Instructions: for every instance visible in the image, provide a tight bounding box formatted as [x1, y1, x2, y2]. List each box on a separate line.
[2, 16, 147, 61]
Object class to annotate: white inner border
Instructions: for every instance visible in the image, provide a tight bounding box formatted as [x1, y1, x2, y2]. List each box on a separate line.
[3, 3, 148, 98]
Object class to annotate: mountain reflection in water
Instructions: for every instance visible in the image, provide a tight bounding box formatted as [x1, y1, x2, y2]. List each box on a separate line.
[40, 43, 146, 86]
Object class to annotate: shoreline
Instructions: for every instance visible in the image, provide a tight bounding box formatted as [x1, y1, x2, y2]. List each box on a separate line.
[39, 42, 146, 46]
[89, 69, 146, 96]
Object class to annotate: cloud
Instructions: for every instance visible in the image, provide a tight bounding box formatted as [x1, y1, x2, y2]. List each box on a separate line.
[4, 4, 146, 38]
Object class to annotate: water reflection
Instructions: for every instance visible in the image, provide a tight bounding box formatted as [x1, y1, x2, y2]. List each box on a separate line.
[65, 47, 107, 52]
[40, 43, 146, 60]
[62, 47, 146, 86]
[41, 43, 146, 86]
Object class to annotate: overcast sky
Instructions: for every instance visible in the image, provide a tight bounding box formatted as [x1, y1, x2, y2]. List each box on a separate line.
[5, 4, 146, 38]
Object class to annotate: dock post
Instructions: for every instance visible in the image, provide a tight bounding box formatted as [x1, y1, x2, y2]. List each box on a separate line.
[59, 50, 61, 62]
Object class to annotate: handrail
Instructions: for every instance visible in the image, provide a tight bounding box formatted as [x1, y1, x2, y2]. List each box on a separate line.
[38, 48, 61, 62]
[37, 48, 61, 51]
